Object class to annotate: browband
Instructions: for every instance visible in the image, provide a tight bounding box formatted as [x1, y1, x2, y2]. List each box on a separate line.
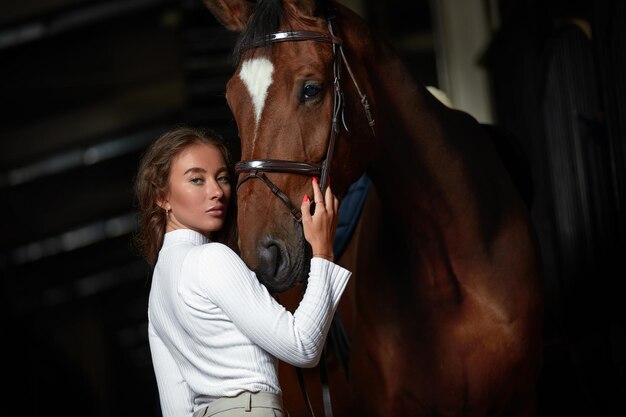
[244, 30, 342, 49]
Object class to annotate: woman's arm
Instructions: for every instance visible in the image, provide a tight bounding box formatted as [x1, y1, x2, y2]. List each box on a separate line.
[193, 244, 350, 367]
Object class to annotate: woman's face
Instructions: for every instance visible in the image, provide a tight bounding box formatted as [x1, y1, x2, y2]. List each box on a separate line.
[160, 143, 231, 238]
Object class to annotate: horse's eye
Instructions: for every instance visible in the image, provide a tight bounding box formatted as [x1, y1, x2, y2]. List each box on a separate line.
[303, 84, 321, 99]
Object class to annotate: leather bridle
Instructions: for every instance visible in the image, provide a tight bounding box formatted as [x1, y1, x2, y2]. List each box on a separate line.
[234, 18, 375, 222]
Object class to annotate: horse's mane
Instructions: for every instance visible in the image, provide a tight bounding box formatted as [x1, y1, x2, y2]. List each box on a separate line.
[232, 0, 330, 63]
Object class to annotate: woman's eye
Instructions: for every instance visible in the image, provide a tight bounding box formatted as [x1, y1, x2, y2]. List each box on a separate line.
[190, 177, 204, 185]
[217, 175, 231, 184]
[302, 84, 321, 100]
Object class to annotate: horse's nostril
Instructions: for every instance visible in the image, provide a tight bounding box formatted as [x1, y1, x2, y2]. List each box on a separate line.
[258, 241, 285, 280]
[250, 235, 305, 293]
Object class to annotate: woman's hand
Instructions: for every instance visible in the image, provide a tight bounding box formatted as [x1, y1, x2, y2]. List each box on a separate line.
[301, 177, 339, 262]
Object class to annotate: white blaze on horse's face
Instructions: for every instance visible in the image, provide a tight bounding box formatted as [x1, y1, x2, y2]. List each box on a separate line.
[238, 57, 275, 142]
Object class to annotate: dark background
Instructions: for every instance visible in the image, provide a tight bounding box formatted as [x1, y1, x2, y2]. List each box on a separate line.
[0, 0, 624, 415]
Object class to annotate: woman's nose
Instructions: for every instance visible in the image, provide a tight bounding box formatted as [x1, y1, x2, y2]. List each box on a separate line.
[209, 181, 224, 199]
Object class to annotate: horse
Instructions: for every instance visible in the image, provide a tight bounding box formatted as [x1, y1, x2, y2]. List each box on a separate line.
[203, 1, 544, 416]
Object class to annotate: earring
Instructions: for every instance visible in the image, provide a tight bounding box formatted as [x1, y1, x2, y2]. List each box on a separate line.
[165, 208, 170, 216]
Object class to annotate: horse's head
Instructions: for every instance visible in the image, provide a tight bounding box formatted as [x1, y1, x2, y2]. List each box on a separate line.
[204, 0, 376, 292]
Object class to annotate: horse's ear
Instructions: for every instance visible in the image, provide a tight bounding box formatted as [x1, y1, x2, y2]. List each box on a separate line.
[283, 0, 318, 18]
[203, 0, 255, 32]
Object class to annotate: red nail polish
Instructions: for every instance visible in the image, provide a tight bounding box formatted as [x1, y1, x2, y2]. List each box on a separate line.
[303, 195, 309, 203]
[313, 177, 318, 184]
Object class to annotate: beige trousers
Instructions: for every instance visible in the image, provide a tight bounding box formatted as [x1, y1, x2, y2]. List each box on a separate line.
[193, 391, 285, 417]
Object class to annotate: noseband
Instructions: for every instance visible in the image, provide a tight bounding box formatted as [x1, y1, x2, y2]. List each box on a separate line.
[234, 18, 375, 222]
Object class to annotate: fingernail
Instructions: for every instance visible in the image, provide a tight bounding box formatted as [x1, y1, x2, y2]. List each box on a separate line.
[312, 177, 318, 184]
[303, 195, 309, 203]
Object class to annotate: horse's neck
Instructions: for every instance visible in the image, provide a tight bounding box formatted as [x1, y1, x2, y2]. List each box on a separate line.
[365, 52, 467, 235]
[361, 44, 499, 293]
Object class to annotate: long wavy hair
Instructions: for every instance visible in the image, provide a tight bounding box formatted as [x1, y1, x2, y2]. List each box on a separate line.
[134, 127, 237, 266]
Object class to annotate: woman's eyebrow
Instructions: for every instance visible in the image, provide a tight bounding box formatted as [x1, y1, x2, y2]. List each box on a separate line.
[183, 167, 206, 175]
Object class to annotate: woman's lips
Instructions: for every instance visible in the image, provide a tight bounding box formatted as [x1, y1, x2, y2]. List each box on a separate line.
[206, 206, 225, 217]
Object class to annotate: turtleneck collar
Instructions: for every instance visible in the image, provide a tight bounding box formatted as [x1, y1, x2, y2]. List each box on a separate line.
[162, 229, 211, 247]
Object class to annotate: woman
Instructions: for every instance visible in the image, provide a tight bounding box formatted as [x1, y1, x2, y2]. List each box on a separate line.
[135, 127, 350, 417]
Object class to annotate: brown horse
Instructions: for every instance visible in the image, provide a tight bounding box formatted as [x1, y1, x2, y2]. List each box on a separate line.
[203, 1, 544, 416]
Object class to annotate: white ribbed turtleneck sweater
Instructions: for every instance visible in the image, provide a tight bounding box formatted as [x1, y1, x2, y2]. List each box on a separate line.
[148, 229, 351, 417]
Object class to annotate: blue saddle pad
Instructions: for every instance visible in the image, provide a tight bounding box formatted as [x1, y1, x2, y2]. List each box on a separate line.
[333, 173, 371, 260]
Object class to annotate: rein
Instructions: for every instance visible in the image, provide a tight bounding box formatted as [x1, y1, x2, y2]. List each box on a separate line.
[234, 18, 375, 222]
